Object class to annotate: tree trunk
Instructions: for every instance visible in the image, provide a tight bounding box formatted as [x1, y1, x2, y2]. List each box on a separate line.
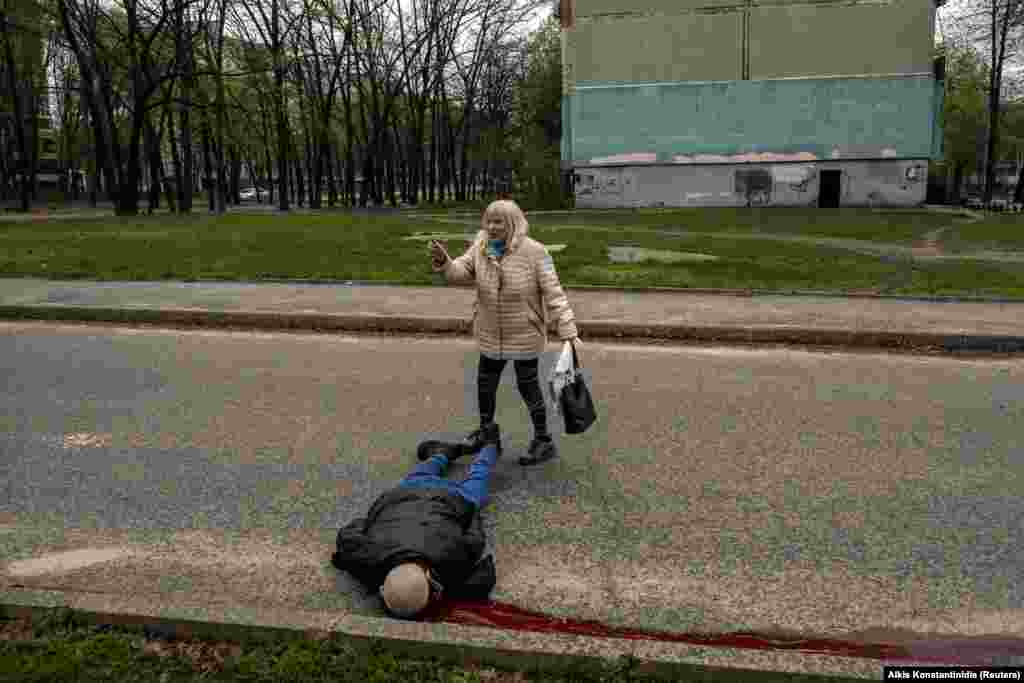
[179, 114, 192, 211]
[202, 118, 214, 212]
[165, 95, 182, 213]
[230, 146, 241, 204]
[295, 147, 306, 207]
[213, 0, 228, 214]
[984, 91, 1001, 204]
[1, 10, 31, 212]
[325, 135, 336, 207]
[177, 1, 193, 213]
[144, 114, 162, 213]
[116, 105, 146, 216]
[310, 126, 323, 209]
[87, 111, 99, 207]
[457, 111, 473, 202]
[26, 81, 40, 205]
[273, 2, 289, 210]
[429, 101, 439, 203]
[386, 132, 394, 206]
[345, 132, 355, 207]
[89, 160, 99, 207]
[1014, 160, 1024, 204]
[265, 147, 274, 205]
[244, 158, 259, 201]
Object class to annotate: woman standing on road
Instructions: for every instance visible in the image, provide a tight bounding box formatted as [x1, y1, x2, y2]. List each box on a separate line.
[429, 199, 581, 466]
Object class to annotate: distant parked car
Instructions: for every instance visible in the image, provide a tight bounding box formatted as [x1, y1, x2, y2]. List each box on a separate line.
[239, 187, 262, 201]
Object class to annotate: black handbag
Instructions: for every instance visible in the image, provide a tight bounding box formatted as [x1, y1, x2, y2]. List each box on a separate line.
[560, 343, 597, 434]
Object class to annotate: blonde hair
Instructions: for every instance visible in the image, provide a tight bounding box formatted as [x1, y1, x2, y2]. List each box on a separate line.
[481, 199, 528, 238]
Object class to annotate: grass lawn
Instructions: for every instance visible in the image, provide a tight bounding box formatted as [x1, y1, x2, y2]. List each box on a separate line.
[522, 226, 1024, 297]
[0, 612, 858, 683]
[2, 210, 1023, 298]
[940, 213, 1024, 252]
[0, 612, 637, 683]
[433, 207, 959, 244]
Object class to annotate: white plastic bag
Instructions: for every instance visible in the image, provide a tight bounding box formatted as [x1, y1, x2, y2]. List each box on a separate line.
[546, 341, 575, 416]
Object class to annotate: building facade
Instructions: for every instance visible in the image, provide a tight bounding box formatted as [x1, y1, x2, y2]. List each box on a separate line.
[559, 0, 946, 208]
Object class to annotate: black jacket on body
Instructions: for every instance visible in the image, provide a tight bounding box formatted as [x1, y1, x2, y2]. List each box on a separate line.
[331, 486, 496, 600]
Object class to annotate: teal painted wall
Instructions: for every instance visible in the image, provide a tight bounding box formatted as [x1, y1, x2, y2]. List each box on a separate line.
[568, 76, 938, 165]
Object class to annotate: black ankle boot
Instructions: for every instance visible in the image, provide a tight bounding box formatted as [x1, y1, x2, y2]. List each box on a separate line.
[519, 436, 556, 466]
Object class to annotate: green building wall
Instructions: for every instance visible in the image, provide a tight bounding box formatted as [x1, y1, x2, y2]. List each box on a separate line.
[567, 76, 940, 166]
[561, 0, 944, 206]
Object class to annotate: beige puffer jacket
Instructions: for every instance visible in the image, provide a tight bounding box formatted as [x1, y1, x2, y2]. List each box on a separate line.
[435, 222, 577, 360]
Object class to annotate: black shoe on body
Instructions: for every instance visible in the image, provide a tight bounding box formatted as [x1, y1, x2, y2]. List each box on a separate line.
[464, 423, 502, 456]
[519, 437, 556, 466]
[480, 422, 501, 455]
[416, 440, 466, 463]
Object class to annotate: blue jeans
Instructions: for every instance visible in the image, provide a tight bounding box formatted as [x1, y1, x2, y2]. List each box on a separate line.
[397, 445, 500, 509]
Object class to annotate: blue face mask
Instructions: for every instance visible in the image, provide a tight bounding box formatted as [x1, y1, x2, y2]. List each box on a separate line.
[486, 238, 506, 258]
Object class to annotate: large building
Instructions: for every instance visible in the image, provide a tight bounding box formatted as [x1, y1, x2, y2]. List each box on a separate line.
[559, 0, 945, 208]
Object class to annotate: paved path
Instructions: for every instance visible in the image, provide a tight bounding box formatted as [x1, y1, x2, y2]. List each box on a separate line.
[2, 278, 1023, 354]
[1, 324, 1022, 659]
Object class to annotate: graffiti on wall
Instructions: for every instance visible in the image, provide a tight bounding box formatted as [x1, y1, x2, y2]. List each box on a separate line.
[576, 172, 620, 197]
[903, 163, 926, 188]
[575, 170, 634, 199]
[573, 161, 925, 208]
[734, 168, 773, 206]
[772, 165, 816, 194]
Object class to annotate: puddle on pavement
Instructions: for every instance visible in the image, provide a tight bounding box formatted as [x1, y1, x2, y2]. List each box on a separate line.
[6, 547, 131, 577]
[607, 246, 718, 263]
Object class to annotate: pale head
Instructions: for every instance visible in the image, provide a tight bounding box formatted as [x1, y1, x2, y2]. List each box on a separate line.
[380, 562, 432, 619]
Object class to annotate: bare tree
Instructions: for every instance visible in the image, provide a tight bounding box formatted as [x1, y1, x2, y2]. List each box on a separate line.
[171, 0, 204, 212]
[346, 0, 417, 205]
[53, 51, 84, 200]
[948, 0, 1024, 203]
[291, 0, 348, 208]
[195, 0, 231, 213]
[0, 0, 46, 211]
[236, 0, 304, 210]
[58, 0, 184, 215]
[396, 0, 476, 204]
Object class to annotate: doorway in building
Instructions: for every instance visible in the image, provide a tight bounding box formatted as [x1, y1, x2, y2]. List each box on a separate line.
[818, 170, 842, 208]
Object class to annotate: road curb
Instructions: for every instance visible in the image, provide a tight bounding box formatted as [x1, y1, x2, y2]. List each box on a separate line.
[157, 278, 1024, 304]
[2, 304, 1024, 354]
[0, 588, 878, 681]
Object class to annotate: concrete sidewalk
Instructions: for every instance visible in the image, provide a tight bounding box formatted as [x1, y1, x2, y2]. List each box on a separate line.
[0, 277, 1023, 353]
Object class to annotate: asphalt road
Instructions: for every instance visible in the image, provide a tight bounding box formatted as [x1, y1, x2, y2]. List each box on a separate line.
[2, 321, 1023, 641]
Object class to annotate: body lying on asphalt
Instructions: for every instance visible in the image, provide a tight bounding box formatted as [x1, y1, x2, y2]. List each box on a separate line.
[331, 426, 502, 619]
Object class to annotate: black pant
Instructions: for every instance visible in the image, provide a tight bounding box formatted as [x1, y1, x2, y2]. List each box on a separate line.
[478, 355, 549, 439]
